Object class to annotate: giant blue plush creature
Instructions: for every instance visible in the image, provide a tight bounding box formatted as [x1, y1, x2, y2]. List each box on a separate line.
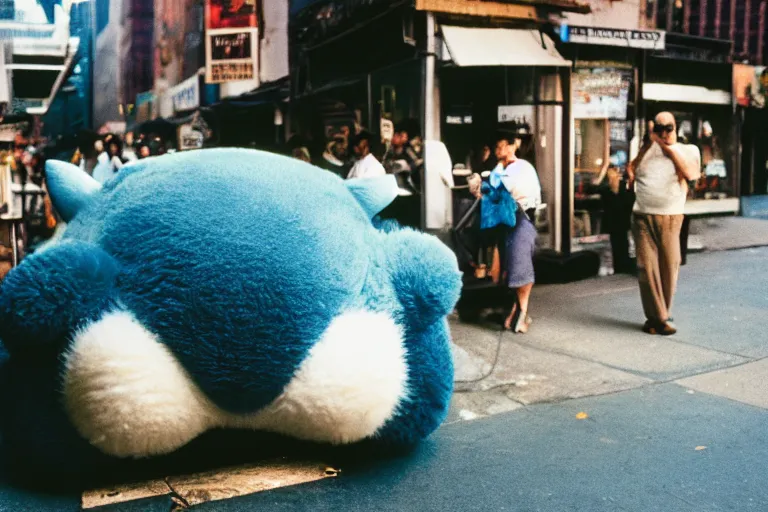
[0, 148, 461, 473]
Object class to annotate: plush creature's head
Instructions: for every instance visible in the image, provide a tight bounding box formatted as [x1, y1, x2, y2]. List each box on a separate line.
[0, 148, 461, 476]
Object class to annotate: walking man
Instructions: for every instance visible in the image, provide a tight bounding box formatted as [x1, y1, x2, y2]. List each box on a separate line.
[628, 112, 701, 335]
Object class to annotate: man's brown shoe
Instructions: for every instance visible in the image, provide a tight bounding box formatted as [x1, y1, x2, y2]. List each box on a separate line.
[642, 320, 677, 336]
[657, 322, 677, 336]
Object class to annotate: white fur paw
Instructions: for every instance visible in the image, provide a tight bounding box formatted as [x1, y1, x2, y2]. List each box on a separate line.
[244, 310, 409, 444]
[62, 311, 215, 458]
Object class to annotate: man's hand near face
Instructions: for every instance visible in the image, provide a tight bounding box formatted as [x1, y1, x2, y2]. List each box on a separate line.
[650, 132, 691, 183]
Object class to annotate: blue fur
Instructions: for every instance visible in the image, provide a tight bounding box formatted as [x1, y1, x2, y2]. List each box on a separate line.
[0, 240, 119, 353]
[0, 148, 461, 473]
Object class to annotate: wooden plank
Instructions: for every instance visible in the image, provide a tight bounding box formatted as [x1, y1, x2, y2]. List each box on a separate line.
[166, 461, 336, 508]
[82, 461, 338, 509]
[415, 0, 538, 20]
[82, 479, 170, 509]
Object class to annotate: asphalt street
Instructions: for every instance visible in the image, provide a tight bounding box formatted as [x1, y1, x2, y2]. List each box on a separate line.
[1, 246, 766, 511]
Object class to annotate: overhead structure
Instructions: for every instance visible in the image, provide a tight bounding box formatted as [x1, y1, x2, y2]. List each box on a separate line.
[0, 1, 78, 115]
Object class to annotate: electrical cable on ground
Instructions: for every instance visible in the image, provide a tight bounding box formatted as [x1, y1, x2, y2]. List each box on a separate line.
[454, 328, 505, 385]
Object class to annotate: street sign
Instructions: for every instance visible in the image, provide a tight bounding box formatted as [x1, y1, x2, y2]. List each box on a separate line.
[560, 24, 665, 51]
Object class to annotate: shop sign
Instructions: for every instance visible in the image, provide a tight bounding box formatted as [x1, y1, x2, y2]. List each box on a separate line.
[0, 122, 27, 143]
[205, 30, 258, 83]
[573, 68, 632, 120]
[497, 105, 534, 128]
[178, 123, 204, 151]
[170, 75, 200, 113]
[560, 24, 665, 51]
[445, 115, 472, 125]
[734, 64, 767, 109]
[205, 0, 259, 85]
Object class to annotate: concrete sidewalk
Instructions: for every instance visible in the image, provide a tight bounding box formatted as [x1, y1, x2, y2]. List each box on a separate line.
[576, 216, 768, 277]
[448, 245, 768, 423]
[688, 215, 768, 252]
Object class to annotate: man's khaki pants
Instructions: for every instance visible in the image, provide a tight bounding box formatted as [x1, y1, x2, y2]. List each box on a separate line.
[632, 214, 684, 324]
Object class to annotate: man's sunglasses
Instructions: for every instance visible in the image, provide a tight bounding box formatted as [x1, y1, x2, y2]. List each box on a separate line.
[653, 124, 675, 134]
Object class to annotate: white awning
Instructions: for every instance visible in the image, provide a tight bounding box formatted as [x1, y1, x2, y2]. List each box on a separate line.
[643, 83, 731, 105]
[441, 26, 571, 67]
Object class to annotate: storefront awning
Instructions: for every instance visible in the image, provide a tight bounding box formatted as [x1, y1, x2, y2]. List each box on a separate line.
[643, 83, 731, 105]
[441, 26, 571, 67]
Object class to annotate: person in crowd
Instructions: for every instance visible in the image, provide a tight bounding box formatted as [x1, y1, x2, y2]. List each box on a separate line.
[94, 139, 108, 165]
[469, 143, 497, 173]
[383, 121, 423, 174]
[319, 134, 349, 178]
[121, 133, 138, 162]
[105, 134, 128, 169]
[383, 120, 424, 193]
[137, 144, 152, 159]
[291, 146, 311, 163]
[92, 134, 125, 184]
[626, 112, 701, 335]
[347, 131, 385, 179]
[491, 135, 542, 333]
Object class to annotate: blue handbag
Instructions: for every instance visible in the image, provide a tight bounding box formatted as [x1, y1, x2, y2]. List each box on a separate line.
[479, 177, 518, 230]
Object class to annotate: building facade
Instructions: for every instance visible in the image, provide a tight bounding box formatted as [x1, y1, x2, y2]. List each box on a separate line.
[288, 0, 589, 255]
[640, 0, 768, 211]
[121, 0, 154, 112]
[558, 0, 747, 255]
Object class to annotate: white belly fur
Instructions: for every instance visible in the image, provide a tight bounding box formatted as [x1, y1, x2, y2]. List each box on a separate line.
[62, 310, 409, 458]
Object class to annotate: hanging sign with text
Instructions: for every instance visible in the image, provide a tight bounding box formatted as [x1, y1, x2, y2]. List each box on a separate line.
[497, 105, 535, 133]
[170, 74, 200, 112]
[560, 24, 665, 50]
[204, 0, 259, 84]
[572, 68, 632, 120]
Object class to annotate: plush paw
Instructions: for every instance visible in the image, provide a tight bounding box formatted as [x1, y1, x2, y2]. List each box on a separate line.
[63, 310, 216, 458]
[245, 309, 409, 444]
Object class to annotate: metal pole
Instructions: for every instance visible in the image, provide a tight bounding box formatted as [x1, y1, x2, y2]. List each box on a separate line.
[560, 67, 572, 256]
[421, 11, 437, 232]
[424, 12, 436, 141]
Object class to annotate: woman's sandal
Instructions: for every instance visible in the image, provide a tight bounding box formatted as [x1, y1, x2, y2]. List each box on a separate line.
[513, 311, 531, 333]
[502, 303, 518, 331]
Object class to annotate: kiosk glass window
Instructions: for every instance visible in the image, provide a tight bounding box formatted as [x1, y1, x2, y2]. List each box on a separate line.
[667, 109, 734, 199]
[572, 67, 633, 240]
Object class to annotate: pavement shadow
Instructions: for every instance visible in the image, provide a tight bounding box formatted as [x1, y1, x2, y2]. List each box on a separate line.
[582, 314, 642, 332]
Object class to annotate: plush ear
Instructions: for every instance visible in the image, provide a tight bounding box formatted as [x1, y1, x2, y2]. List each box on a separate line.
[45, 160, 101, 222]
[383, 229, 462, 330]
[345, 175, 399, 219]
